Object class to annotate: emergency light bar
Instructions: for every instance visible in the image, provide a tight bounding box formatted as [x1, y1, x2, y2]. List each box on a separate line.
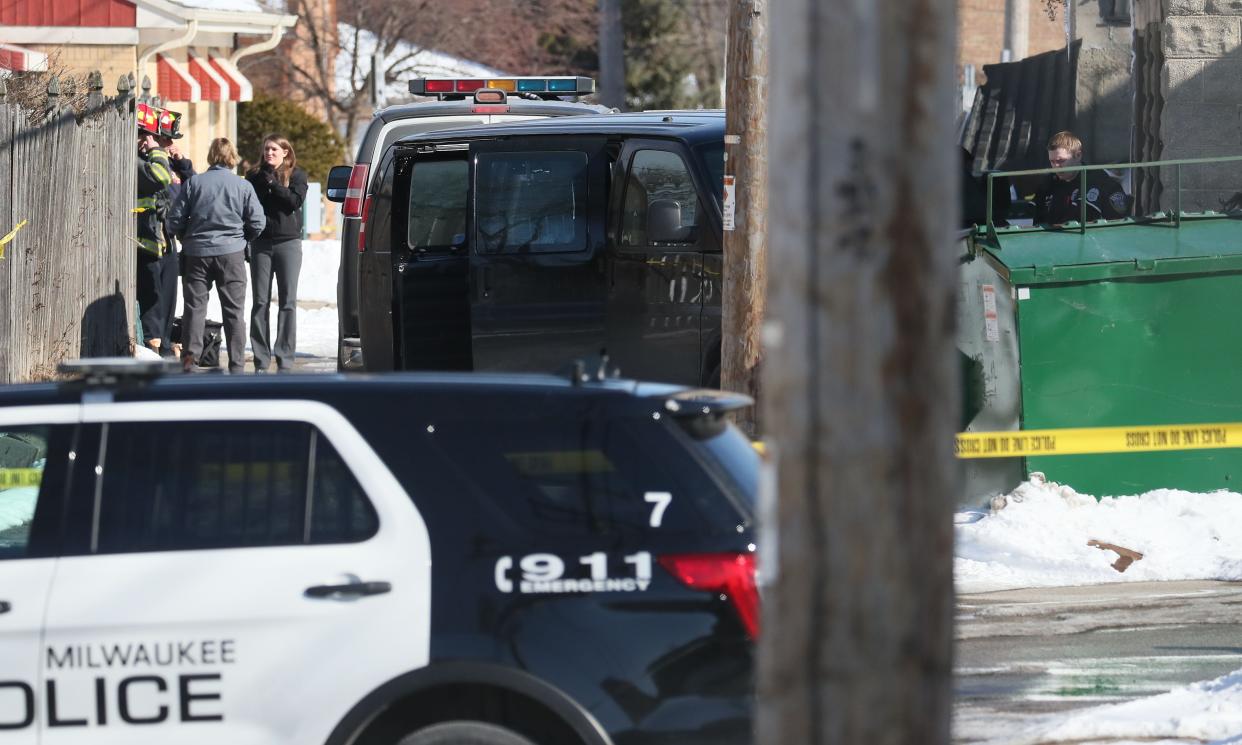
[409, 76, 595, 98]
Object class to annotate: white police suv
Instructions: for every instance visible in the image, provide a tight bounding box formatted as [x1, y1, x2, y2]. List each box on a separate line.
[0, 359, 758, 745]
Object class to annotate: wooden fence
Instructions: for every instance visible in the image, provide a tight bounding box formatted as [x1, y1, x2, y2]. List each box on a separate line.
[0, 72, 136, 382]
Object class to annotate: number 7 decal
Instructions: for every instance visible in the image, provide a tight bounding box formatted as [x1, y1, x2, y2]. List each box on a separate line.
[644, 491, 673, 528]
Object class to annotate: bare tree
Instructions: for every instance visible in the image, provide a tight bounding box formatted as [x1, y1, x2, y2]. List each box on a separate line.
[758, 0, 958, 742]
[247, 0, 598, 149]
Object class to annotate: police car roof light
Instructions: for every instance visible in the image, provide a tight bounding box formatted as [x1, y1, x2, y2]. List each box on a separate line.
[58, 357, 182, 384]
[409, 76, 596, 99]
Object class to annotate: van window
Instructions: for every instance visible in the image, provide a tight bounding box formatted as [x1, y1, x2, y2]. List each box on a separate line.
[621, 149, 699, 248]
[0, 427, 52, 560]
[408, 158, 468, 251]
[94, 422, 377, 554]
[475, 151, 589, 254]
[696, 143, 725, 203]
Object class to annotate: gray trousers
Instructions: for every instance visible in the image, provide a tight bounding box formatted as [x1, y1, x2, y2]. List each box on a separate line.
[182, 251, 247, 372]
[249, 238, 302, 371]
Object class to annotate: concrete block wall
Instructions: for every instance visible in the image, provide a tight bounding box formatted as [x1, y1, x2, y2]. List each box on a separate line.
[1135, 0, 1242, 211]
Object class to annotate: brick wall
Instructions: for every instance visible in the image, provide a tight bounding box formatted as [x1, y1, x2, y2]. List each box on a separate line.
[959, 0, 1066, 83]
[1133, 0, 1242, 211]
[30, 44, 135, 92]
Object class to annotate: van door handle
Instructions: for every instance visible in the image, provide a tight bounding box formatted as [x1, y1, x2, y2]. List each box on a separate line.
[0, 601, 10, 614]
[304, 580, 391, 600]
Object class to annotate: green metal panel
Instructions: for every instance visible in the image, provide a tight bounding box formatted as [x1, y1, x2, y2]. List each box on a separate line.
[1017, 273, 1242, 496]
[983, 219, 1242, 284]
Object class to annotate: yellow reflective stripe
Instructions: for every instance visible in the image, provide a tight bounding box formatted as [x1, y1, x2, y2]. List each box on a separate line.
[955, 423, 1242, 459]
[137, 237, 165, 256]
[148, 161, 171, 184]
[0, 468, 42, 488]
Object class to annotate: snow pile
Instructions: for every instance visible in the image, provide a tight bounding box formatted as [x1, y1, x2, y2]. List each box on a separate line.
[998, 668, 1242, 745]
[956, 475, 1242, 594]
[0, 487, 39, 533]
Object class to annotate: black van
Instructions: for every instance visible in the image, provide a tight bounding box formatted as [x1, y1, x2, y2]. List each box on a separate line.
[327, 78, 611, 371]
[342, 111, 726, 386]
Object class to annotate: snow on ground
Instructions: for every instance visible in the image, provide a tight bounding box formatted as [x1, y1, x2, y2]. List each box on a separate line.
[959, 476, 1242, 743]
[992, 668, 1242, 745]
[171, 239, 340, 366]
[956, 475, 1242, 595]
[0, 486, 38, 533]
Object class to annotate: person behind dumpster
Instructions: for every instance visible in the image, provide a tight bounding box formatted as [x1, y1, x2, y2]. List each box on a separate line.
[1034, 131, 1129, 225]
[167, 138, 265, 373]
[245, 134, 308, 373]
[136, 127, 175, 356]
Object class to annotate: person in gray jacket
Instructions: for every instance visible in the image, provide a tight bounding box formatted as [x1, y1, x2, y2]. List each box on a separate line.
[167, 138, 265, 373]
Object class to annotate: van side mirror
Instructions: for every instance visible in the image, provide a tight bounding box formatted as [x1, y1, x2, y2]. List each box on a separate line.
[648, 199, 695, 244]
[326, 165, 352, 203]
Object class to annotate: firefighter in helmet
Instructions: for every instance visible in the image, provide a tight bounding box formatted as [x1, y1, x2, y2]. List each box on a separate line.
[135, 103, 177, 356]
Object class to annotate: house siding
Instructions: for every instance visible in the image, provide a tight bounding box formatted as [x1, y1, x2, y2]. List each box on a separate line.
[1, 0, 136, 27]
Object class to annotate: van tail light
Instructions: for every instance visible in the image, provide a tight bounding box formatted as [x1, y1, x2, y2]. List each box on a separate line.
[357, 195, 374, 252]
[658, 552, 759, 639]
[343, 163, 370, 217]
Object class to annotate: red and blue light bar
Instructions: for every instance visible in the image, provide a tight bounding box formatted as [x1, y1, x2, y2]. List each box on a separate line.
[409, 77, 596, 98]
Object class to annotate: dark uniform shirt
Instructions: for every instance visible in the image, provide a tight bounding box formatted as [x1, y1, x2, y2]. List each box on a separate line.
[1035, 171, 1129, 225]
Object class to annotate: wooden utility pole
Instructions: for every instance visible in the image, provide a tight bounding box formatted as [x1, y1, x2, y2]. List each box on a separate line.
[598, 0, 626, 110]
[757, 0, 958, 742]
[720, 0, 768, 435]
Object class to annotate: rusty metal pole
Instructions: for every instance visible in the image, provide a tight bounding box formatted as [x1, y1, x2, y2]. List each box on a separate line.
[757, 0, 959, 741]
[720, 0, 768, 436]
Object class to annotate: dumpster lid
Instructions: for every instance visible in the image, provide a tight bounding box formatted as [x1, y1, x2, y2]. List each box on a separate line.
[981, 218, 1242, 284]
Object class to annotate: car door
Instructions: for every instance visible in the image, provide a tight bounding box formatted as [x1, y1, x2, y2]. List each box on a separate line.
[40, 400, 432, 745]
[605, 141, 711, 385]
[0, 410, 76, 742]
[469, 137, 610, 373]
[358, 157, 397, 370]
[391, 146, 473, 371]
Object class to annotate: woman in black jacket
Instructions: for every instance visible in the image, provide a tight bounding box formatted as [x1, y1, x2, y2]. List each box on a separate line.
[246, 135, 308, 372]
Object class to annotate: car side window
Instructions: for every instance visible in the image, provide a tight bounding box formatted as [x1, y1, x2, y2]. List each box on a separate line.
[408, 157, 468, 252]
[420, 416, 746, 538]
[475, 151, 589, 254]
[94, 421, 377, 554]
[621, 149, 699, 249]
[0, 426, 52, 560]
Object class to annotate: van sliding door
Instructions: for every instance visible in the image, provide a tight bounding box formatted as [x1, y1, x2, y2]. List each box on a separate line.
[468, 137, 610, 373]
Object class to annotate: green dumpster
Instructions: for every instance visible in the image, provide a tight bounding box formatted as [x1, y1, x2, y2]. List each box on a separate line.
[959, 203, 1242, 499]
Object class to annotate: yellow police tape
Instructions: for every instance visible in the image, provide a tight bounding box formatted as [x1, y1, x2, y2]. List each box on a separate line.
[0, 219, 28, 259]
[956, 423, 1242, 459]
[0, 468, 42, 488]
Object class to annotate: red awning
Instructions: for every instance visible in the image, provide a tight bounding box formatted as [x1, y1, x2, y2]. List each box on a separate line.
[208, 54, 253, 102]
[188, 50, 227, 102]
[157, 54, 200, 103]
[0, 43, 47, 73]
